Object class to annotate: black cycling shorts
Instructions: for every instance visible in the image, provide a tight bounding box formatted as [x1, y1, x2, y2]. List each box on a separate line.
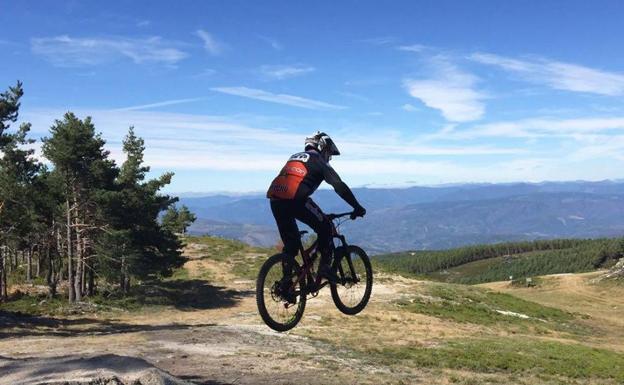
[270, 198, 333, 265]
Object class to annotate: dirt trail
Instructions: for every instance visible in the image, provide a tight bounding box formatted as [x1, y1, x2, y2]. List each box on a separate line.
[0, 243, 431, 385]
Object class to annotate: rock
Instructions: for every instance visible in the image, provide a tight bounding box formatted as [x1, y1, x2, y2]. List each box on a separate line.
[599, 258, 624, 280]
[0, 354, 194, 385]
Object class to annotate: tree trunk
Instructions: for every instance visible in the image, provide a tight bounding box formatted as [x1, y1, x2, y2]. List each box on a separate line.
[26, 247, 32, 283]
[81, 238, 87, 296]
[36, 246, 41, 278]
[46, 244, 57, 298]
[74, 227, 83, 302]
[87, 267, 94, 296]
[72, 184, 84, 302]
[0, 246, 6, 301]
[121, 254, 129, 295]
[1, 247, 7, 300]
[66, 198, 75, 303]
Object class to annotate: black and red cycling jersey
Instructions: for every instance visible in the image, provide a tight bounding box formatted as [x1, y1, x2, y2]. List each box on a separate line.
[266, 149, 360, 209]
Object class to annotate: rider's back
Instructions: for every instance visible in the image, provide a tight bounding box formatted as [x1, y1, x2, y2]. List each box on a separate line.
[266, 150, 330, 201]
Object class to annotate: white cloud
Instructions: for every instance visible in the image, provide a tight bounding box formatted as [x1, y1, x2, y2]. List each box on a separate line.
[31, 35, 187, 67]
[211, 86, 347, 110]
[195, 29, 223, 55]
[20, 107, 624, 190]
[404, 59, 485, 122]
[113, 98, 203, 111]
[402, 103, 418, 112]
[23, 108, 521, 171]
[259, 65, 315, 80]
[471, 52, 624, 96]
[397, 44, 426, 53]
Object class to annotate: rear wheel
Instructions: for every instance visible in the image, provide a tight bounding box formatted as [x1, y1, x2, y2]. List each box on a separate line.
[330, 246, 373, 315]
[256, 253, 306, 332]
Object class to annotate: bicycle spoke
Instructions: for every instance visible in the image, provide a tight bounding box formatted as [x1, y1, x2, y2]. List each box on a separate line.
[331, 246, 373, 315]
[256, 254, 306, 331]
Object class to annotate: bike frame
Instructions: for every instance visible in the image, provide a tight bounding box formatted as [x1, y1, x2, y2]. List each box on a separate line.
[291, 212, 357, 295]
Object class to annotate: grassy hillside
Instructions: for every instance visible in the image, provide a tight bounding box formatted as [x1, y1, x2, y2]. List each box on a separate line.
[376, 237, 623, 284]
[4, 236, 624, 384]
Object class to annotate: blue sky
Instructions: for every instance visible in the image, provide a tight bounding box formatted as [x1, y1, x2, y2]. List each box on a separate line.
[2, 1, 624, 193]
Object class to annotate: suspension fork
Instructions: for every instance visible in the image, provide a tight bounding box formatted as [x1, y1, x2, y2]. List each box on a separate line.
[335, 235, 359, 284]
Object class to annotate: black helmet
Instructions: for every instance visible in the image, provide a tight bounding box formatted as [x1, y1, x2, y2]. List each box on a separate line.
[304, 131, 340, 156]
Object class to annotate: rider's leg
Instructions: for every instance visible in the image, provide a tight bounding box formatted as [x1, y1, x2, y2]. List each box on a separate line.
[294, 198, 333, 267]
[270, 200, 301, 278]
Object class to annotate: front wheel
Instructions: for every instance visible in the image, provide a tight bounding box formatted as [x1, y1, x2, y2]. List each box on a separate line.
[256, 253, 306, 332]
[330, 245, 373, 315]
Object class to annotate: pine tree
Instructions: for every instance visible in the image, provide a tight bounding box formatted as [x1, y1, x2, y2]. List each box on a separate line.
[177, 205, 197, 235]
[96, 127, 184, 294]
[0, 81, 24, 148]
[161, 206, 179, 233]
[41, 113, 116, 302]
[0, 82, 40, 301]
[160, 205, 196, 234]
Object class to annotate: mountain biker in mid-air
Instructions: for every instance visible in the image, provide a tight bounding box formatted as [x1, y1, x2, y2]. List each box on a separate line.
[266, 131, 366, 303]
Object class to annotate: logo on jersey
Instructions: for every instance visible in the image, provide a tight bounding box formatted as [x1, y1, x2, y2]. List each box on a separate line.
[284, 165, 306, 176]
[289, 152, 310, 162]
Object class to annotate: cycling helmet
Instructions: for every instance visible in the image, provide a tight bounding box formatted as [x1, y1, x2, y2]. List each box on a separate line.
[304, 131, 340, 156]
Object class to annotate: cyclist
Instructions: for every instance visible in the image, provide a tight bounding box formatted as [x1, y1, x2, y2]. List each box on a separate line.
[266, 131, 366, 303]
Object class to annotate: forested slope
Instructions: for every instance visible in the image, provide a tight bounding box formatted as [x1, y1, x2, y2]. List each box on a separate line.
[376, 237, 624, 284]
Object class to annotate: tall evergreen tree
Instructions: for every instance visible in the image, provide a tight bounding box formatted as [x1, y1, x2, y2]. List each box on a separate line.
[0, 82, 40, 301]
[96, 127, 184, 294]
[0, 81, 23, 148]
[42, 113, 116, 302]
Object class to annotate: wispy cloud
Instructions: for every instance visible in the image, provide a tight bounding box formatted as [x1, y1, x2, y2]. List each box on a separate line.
[258, 35, 282, 50]
[404, 58, 486, 122]
[31, 35, 187, 67]
[113, 98, 203, 111]
[471, 52, 624, 96]
[569, 135, 624, 162]
[358, 36, 396, 45]
[397, 44, 426, 53]
[402, 103, 418, 112]
[259, 64, 315, 80]
[454, 116, 624, 140]
[192, 68, 217, 78]
[24, 107, 623, 189]
[195, 29, 223, 55]
[136, 20, 151, 27]
[211, 86, 346, 110]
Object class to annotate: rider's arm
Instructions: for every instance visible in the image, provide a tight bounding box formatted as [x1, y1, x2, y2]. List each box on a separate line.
[322, 163, 363, 210]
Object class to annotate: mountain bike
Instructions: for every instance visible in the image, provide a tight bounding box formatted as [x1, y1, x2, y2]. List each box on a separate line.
[256, 212, 373, 332]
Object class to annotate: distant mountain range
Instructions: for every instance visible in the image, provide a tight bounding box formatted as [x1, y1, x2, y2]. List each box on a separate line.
[181, 180, 624, 254]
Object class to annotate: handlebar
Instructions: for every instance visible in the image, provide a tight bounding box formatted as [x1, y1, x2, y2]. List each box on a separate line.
[327, 212, 355, 220]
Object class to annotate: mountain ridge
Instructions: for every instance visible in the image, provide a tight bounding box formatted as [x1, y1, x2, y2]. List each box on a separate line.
[182, 181, 624, 254]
